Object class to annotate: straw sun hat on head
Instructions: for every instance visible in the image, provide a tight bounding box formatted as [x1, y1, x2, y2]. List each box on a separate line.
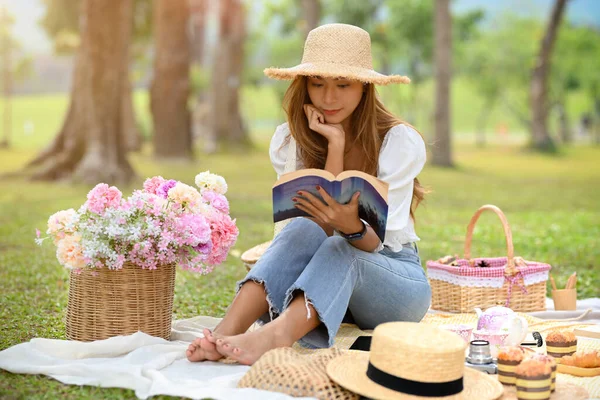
[327, 322, 504, 400]
[264, 23, 410, 85]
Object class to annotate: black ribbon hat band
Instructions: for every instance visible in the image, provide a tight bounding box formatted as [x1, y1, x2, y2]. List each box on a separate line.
[367, 362, 464, 397]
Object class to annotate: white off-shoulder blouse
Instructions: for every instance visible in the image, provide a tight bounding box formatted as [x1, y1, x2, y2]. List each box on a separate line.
[269, 122, 426, 252]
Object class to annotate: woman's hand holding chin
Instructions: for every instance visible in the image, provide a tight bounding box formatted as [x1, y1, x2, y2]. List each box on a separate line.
[303, 104, 345, 145]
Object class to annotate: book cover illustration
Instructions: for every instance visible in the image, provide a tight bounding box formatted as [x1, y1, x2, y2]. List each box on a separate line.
[272, 169, 389, 242]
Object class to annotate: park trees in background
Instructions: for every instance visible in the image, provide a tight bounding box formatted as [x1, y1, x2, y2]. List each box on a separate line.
[47, 0, 142, 153]
[32, 0, 142, 169]
[150, 0, 192, 160]
[29, 0, 136, 183]
[0, 7, 32, 149]
[552, 23, 600, 145]
[300, 0, 321, 39]
[210, 0, 249, 149]
[432, 0, 453, 167]
[530, 0, 568, 152]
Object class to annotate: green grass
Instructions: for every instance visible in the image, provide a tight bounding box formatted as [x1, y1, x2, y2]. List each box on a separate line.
[1, 88, 599, 398]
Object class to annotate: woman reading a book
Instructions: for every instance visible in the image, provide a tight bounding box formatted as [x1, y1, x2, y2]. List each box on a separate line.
[187, 23, 430, 365]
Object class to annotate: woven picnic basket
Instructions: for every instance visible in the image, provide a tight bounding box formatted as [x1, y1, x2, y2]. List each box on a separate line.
[426, 205, 551, 313]
[65, 262, 176, 341]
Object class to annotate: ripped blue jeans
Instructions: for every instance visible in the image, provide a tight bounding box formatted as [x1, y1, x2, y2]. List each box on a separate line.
[236, 218, 431, 348]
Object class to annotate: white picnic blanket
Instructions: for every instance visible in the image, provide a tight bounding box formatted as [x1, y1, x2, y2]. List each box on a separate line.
[0, 316, 314, 400]
[531, 297, 600, 324]
[1, 299, 599, 399]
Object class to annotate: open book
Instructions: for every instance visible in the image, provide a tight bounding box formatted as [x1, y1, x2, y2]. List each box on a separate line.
[273, 169, 389, 242]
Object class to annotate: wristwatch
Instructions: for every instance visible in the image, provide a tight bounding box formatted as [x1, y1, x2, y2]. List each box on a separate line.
[339, 221, 367, 241]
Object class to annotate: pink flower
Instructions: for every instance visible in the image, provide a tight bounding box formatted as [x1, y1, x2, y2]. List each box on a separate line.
[35, 228, 41, 238]
[85, 183, 122, 215]
[157, 180, 178, 199]
[202, 190, 230, 214]
[143, 176, 166, 195]
[206, 212, 239, 266]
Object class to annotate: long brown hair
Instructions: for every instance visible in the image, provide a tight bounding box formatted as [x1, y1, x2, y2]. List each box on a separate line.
[282, 76, 427, 221]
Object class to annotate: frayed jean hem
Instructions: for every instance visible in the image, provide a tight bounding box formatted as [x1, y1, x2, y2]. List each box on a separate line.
[282, 285, 338, 349]
[235, 277, 280, 322]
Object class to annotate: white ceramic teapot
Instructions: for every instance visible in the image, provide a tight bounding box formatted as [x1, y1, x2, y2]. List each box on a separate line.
[474, 306, 528, 346]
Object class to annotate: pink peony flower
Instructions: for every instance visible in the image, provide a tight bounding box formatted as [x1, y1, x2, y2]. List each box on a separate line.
[202, 190, 230, 214]
[157, 180, 178, 199]
[206, 212, 239, 265]
[143, 176, 166, 195]
[85, 183, 122, 215]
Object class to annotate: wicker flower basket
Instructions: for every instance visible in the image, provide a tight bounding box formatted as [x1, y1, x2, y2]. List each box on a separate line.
[426, 205, 551, 313]
[65, 262, 176, 341]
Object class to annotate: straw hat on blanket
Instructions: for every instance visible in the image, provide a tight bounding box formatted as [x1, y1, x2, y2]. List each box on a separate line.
[327, 322, 504, 400]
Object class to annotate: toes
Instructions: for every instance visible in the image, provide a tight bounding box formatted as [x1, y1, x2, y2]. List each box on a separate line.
[203, 328, 215, 342]
[186, 348, 201, 362]
[216, 339, 234, 357]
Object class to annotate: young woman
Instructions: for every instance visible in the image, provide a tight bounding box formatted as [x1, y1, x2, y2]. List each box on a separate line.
[186, 23, 431, 365]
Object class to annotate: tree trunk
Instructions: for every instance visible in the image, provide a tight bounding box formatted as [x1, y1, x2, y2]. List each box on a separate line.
[189, 0, 208, 65]
[432, 0, 453, 167]
[27, 0, 135, 184]
[300, 0, 321, 39]
[150, 0, 192, 160]
[530, 0, 567, 152]
[189, 0, 210, 151]
[210, 0, 249, 150]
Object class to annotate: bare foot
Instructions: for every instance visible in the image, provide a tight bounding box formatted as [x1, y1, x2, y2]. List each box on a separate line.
[214, 325, 292, 365]
[186, 328, 224, 362]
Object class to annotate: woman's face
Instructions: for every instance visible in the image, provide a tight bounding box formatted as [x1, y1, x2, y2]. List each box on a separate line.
[306, 76, 364, 125]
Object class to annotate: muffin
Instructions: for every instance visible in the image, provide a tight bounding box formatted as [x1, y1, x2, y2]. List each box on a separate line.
[515, 359, 552, 400]
[497, 346, 526, 386]
[527, 354, 557, 393]
[545, 330, 577, 359]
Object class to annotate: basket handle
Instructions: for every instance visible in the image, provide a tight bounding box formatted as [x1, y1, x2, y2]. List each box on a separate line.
[464, 205, 516, 275]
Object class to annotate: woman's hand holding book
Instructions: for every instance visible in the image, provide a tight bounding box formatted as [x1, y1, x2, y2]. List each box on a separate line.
[293, 185, 362, 235]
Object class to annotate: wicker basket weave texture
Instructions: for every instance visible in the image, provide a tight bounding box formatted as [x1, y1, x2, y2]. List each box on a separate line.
[65, 262, 176, 342]
[427, 205, 551, 313]
[430, 278, 547, 313]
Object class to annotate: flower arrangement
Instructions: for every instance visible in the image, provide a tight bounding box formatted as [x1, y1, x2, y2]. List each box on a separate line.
[36, 171, 238, 275]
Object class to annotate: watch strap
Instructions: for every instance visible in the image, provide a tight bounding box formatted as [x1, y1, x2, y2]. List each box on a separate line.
[340, 221, 367, 241]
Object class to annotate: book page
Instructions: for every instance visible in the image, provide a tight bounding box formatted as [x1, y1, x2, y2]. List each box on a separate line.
[273, 168, 336, 186]
[336, 170, 388, 201]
